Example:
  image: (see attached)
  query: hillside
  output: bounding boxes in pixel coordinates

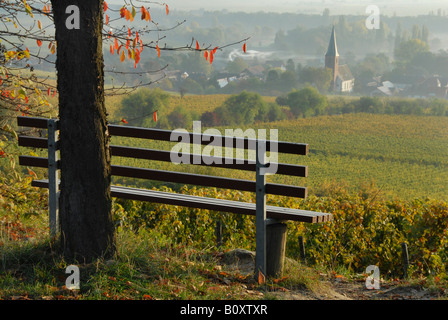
[109,93,448,201]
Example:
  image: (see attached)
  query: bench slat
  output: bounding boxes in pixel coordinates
[21,156,307,198]
[17,116,58,129]
[111,165,307,198]
[111,145,307,177]
[30,180,331,223]
[109,124,309,156]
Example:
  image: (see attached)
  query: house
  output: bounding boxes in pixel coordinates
[325,26,355,93]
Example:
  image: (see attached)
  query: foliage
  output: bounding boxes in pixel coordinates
[276,86,327,118]
[118,88,170,127]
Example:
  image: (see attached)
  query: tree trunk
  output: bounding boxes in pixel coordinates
[51,0,115,262]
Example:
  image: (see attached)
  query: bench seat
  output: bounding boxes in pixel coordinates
[31,180,332,223]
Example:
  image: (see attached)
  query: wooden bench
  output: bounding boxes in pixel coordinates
[17,116,332,278]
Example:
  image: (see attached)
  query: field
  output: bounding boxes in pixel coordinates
[109,93,448,201]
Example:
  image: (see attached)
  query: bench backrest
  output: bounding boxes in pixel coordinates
[17,116,310,199]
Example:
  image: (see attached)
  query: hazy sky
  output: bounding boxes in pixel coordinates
[109,0,448,15]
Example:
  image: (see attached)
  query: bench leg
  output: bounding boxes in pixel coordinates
[266,221,287,278]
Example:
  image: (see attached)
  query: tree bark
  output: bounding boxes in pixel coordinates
[51,0,115,262]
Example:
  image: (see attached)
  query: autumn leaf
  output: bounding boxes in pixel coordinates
[257,270,265,285]
[120,6,126,18]
[105,14,109,25]
[204,50,209,61]
[121,118,128,124]
[243,43,247,53]
[104,1,108,12]
[36,39,42,47]
[120,51,125,62]
[27,167,37,178]
[156,44,160,58]
[110,44,114,55]
[196,40,200,50]
[209,50,214,64]
[153,110,158,122]
[165,4,169,15]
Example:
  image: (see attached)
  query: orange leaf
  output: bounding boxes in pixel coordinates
[128,27,132,38]
[165,4,169,15]
[204,51,208,61]
[196,40,200,50]
[153,110,158,122]
[114,38,119,50]
[105,14,109,25]
[37,39,42,47]
[212,47,218,54]
[156,45,160,58]
[27,168,37,178]
[121,118,128,124]
[47,88,51,96]
[209,50,214,64]
[257,270,265,285]
[104,1,108,12]
[120,51,125,62]
[110,44,114,55]
[243,43,247,53]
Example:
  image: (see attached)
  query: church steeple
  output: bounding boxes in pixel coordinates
[325,26,339,91]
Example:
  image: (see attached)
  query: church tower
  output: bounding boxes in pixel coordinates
[325,26,339,91]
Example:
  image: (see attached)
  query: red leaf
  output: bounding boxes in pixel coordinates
[156,45,160,58]
[47,88,51,96]
[121,118,128,124]
[110,44,114,55]
[209,50,214,64]
[104,1,108,12]
[52,89,57,97]
[37,39,42,47]
[105,14,109,25]
[120,7,126,18]
[204,51,208,61]
[114,38,119,50]
[212,47,218,54]
[196,40,200,50]
[243,43,247,53]
[128,27,132,38]
[153,110,158,122]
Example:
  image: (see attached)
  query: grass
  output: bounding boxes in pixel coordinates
[0,210,322,300]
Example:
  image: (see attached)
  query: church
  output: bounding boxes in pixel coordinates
[325,26,355,93]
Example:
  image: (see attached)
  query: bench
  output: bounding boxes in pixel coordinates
[17,116,332,279]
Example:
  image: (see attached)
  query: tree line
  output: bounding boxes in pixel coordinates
[117,87,448,130]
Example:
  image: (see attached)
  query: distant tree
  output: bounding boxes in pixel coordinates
[216,91,268,125]
[298,66,332,93]
[226,57,248,74]
[119,88,170,127]
[279,86,328,118]
[394,39,430,64]
[168,106,193,129]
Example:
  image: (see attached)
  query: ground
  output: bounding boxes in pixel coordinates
[218,249,448,300]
